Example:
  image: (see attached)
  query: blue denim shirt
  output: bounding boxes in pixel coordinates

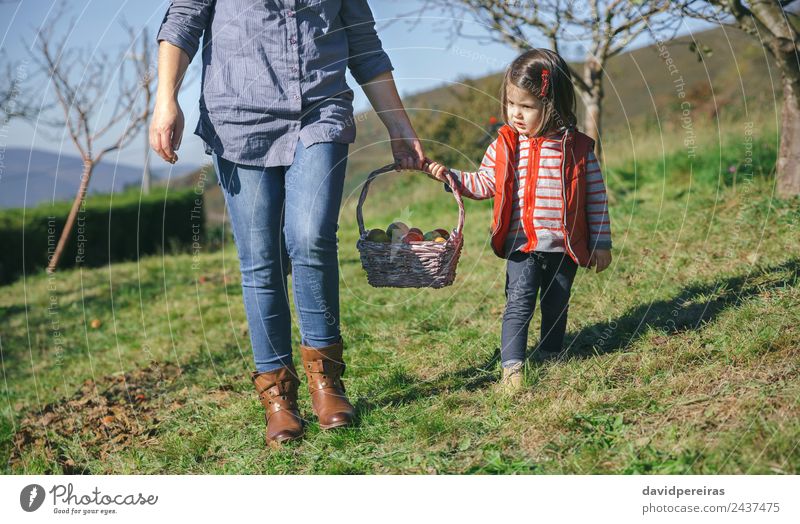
[156,0,393,167]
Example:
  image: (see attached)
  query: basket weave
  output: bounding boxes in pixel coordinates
[356,164,465,288]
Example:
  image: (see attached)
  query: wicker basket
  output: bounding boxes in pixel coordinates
[356,164,465,288]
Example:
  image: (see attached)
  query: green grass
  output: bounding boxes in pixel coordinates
[1,119,799,474]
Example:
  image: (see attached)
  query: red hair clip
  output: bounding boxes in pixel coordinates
[540,69,550,97]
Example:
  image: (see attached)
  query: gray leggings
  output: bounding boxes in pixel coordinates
[500,250,579,367]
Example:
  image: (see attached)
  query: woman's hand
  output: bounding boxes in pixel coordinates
[149,97,184,164]
[424,160,450,183]
[389,123,426,171]
[588,249,612,273]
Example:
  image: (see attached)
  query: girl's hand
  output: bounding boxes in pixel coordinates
[424,160,450,183]
[588,249,612,273]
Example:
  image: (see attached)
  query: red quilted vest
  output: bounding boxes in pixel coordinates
[490,124,596,266]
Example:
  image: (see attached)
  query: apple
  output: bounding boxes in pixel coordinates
[408,227,423,236]
[423,231,437,241]
[387,222,409,243]
[366,228,390,242]
[402,231,424,243]
[434,228,450,239]
[389,229,405,243]
[387,221,409,235]
[434,236,446,243]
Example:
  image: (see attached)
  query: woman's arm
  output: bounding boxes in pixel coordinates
[360,71,426,171]
[150,42,190,163]
[150,0,213,163]
[339,1,424,171]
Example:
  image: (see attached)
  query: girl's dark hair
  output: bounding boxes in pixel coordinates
[501,48,577,136]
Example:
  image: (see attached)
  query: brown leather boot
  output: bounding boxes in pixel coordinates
[299,340,355,429]
[250,363,304,447]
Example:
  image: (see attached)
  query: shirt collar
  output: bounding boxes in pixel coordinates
[518,128,565,141]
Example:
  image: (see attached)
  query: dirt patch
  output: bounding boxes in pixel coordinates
[9,361,184,473]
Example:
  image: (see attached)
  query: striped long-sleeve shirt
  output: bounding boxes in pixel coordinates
[449,131,612,255]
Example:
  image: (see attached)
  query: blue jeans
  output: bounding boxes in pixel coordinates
[212,139,349,372]
[500,251,578,367]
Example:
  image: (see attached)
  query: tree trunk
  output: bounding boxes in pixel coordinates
[745,0,800,197]
[47,161,94,273]
[582,56,604,160]
[776,64,800,198]
[583,96,602,159]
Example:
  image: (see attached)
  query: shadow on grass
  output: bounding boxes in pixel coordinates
[353,347,501,420]
[356,257,800,416]
[564,257,800,359]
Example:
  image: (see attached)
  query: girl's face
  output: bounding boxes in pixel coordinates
[506,83,544,136]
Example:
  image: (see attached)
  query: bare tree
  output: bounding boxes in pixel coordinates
[679,0,800,197]
[0,1,28,115]
[22,9,155,272]
[418,0,678,157]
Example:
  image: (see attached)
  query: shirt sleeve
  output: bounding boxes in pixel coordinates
[584,149,612,251]
[339,0,394,85]
[156,0,215,61]
[445,139,498,200]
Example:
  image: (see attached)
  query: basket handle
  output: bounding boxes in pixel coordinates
[356,163,466,238]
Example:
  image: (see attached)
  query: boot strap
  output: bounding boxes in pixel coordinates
[255,379,298,417]
[304,360,347,393]
[307,378,346,393]
[304,359,346,377]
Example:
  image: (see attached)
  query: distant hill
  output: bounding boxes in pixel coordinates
[0,147,201,210]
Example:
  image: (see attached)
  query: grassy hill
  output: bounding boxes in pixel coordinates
[2,24,799,474]
[2,107,798,473]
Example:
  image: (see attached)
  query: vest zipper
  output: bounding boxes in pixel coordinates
[560,131,578,262]
[522,136,541,251]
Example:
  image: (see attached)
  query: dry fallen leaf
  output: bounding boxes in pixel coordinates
[9,361,182,469]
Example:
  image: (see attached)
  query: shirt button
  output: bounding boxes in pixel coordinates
[292,66,298,73]
[290,37,297,45]
[294,94,300,100]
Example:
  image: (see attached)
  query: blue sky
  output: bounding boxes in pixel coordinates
[1,1,713,168]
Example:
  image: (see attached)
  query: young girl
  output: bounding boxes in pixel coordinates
[425,48,612,391]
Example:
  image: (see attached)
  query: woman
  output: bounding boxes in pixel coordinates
[151,0,426,447]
